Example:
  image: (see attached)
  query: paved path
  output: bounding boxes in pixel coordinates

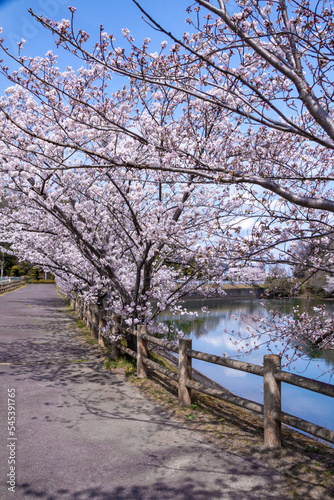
[0,285,288,499]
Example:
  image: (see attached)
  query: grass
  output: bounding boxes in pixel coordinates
[65,359,87,364]
[104,356,136,374]
[220,283,263,289]
[28,279,56,284]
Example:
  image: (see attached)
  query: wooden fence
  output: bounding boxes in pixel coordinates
[70,293,334,449]
[0,280,25,294]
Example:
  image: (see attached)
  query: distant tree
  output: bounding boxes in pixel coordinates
[293,241,334,296]
[30,267,40,280]
[10,265,20,277]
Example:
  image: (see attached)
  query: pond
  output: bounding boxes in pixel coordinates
[158,297,334,440]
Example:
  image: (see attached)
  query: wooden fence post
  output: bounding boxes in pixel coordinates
[90,304,99,339]
[79,297,84,321]
[137,325,148,378]
[178,338,192,406]
[263,354,281,448]
[70,293,76,311]
[98,309,106,347]
[85,302,91,329]
[87,303,93,334]
[111,314,121,359]
[83,300,86,320]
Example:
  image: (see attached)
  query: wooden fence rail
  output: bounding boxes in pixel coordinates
[134,333,334,447]
[0,280,25,294]
[70,293,334,449]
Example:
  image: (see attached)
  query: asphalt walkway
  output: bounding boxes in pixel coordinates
[0,285,287,499]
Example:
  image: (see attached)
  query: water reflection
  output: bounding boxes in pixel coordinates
[158,297,334,435]
[159,298,334,367]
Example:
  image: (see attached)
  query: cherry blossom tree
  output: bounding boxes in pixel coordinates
[0,61,237,343]
[9,0,332,278]
[0,1,333,358]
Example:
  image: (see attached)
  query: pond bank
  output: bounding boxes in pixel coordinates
[187,284,265,299]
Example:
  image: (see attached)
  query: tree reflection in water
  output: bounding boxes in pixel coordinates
[157,298,334,434]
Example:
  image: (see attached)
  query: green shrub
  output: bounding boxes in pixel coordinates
[10,265,20,277]
[28,279,55,284]
[30,267,40,280]
[264,275,299,298]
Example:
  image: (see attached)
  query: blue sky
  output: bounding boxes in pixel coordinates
[0,0,190,90]
[0,0,189,55]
